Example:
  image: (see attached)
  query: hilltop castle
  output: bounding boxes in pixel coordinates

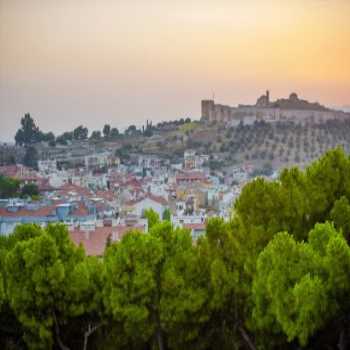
[202,91,348,125]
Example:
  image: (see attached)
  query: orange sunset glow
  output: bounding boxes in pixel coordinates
[1,0,349,140]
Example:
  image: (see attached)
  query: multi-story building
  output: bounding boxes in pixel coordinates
[184,150,197,170]
[84,152,119,171]
[38,159,58,174]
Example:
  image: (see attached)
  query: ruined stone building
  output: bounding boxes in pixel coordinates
[201,91,349,125]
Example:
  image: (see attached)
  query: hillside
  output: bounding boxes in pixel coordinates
[5,117,350,174]
[138,119,350,170]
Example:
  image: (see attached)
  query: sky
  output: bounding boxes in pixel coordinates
[1,0,349,142]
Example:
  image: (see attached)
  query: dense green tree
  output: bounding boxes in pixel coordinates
[277,167,312,240]
[40,131,55,143]
[306,147,350,222]
[23,146,39,169]
[330,196,350,241]
[66,255,105,350]
[103,222,207,350]
[0,269,4,308]
[56,132,74,145]
[0,225,46,347]
[90,130,102,141]
[0,175,20,198]
[196,218,247,350]
[236,148,350,242]
[253,222,350,347]
[1,224,105,350]
[144,128,154,137]
[21,183,39,198]
[56,136,68,145]
[5,224,95,349]
[162,208,171,221]
[73,126,89,141]
[125,125,138,136]
[15,114,40,146]
[234,177,283,235]
[144,208,160,230]
[14,114,56,146]
[109,127,119,139]
[103,124,111,138]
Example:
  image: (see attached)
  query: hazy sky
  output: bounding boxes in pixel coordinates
[1,0,349,141]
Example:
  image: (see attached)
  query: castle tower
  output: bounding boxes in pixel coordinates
[201,100,215,122]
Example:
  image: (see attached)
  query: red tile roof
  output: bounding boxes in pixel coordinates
[58,183,91,197]
[69,227,112,256]
[69,224,145,256]
[71,203,89,217]
[94,190,115,201]
[126,193,168,206]
[183,223,206,231]
[147,193,168,205]
[0,205,57,218]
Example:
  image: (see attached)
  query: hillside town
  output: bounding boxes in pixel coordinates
[1,93,350,256]
[0,148,246,254]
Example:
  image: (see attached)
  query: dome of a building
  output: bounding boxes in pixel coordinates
[289,92,298,101]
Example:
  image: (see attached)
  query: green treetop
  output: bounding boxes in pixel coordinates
[5,224,100,350]
[144,208,160,230]
[252,222,350,347]
[103,220,207,350]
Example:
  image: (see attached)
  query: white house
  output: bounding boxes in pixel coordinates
[48,171,69,188]
[128,194,168,218]
[172,214,205,228]
[38,160,58,174]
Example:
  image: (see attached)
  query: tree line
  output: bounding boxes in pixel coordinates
[1,148,350,349]
[14,114,113,147]
[14,114,193,148]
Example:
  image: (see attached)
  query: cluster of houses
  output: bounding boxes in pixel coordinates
[0,150,251,255]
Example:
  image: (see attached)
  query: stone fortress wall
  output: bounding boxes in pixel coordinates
[202,91,349,125]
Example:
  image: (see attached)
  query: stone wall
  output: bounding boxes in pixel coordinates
[202,99,348,125]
